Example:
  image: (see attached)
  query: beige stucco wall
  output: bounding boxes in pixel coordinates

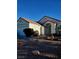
[40,26,44,35]
[51,23,56,34]
[29,23,44,35]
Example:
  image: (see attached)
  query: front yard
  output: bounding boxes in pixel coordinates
[17,38,61,59]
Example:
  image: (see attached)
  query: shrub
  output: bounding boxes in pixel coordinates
[33,30,39,36]
[23,28,34,37]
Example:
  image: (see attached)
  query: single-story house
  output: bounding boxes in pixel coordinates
[17,16,61,37]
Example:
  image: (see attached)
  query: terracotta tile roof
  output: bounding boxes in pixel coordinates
[38,16,61,24]
[18,17,42,26]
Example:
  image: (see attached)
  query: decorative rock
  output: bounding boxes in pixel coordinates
[32,50,40,55]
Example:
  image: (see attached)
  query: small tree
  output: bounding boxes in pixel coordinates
[23,28,34,37]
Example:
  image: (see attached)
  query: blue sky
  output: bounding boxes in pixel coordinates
[17,0,61,21]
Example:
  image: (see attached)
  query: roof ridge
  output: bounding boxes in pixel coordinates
[43,16,60,21]
[18,17,41,26]
[38,16,61,23]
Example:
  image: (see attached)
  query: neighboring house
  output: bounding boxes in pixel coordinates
[17,17,44,36]
[17,16,61,38]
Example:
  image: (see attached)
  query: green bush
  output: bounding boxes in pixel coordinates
[33,30,39,36]
[23,28,34,37]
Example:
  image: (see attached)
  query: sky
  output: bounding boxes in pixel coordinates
[17,0,61,21]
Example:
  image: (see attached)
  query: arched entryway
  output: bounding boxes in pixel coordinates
[45,23,51,35]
